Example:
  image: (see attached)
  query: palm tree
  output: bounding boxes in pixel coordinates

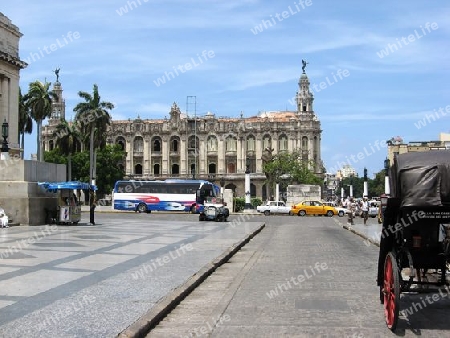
[18,87,33,159]
[24,80,57,161]
[73,84,114,187]
[53,119,82,180]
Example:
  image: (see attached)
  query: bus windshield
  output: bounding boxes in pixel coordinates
[112,179,219,213]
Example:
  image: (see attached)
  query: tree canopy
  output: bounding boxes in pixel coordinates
[263,150,323,197]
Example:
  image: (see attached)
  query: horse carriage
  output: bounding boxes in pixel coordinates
[377,151,450,331]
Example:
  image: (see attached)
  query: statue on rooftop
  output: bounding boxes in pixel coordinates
[302,59,308,73]
[54,67,60,82]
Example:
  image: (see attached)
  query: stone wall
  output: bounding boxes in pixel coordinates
[0,159,66,225]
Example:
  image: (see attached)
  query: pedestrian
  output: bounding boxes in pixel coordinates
[0,208,9,228]
[361,196,369,225]
[348,197,355,225]
[89,190,97,225]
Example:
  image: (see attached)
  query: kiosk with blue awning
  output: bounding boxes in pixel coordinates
[38,181,97,225]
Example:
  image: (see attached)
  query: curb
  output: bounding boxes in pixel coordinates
[333,218,380,247]
[116,223,266,338]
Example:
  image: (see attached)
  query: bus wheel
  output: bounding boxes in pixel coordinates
[137,203,147,213]
[190,205,196,214]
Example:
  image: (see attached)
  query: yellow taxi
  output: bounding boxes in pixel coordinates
[291,200,338,217]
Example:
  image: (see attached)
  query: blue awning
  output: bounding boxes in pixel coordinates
[38,181,97,192]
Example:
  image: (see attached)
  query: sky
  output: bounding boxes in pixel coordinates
[2,0,450,178]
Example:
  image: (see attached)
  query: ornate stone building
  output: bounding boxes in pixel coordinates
[42,69,323,200]
[0,12,27,155]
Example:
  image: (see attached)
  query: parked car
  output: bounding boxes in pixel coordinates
[291,200,338,217]
[351,199,379,218]
[368,200,380,218]
[256,201,292,216]
[323,202,349,217]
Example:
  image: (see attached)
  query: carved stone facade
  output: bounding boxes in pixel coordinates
[0,12,27,155]
[42,70,323,200]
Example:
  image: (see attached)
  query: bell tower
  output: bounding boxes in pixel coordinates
[49,69,65,122]
[296,67,314,114]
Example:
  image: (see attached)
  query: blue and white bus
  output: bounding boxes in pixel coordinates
[112,179,220,213]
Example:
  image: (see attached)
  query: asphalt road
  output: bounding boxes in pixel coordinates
[148,214,450,338]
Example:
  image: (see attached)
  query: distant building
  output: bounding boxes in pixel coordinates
[42,68,324,199]
[387,134,450,165]
[0,12,27,156]
[337,164,357,178]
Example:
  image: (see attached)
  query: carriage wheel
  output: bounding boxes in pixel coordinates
[383,252,400,331]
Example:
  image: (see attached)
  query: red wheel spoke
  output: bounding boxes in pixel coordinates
[383,252,400,331]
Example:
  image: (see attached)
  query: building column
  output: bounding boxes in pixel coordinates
[236,137,242,173]
[218,136,225,174]
[308,136,314,170]
[125,138,132,176]
[180,137,187,175]
[255,137,262,173]
[0,75,8,129]
[199,137,205,174]
[143,137,150,176]
[162,137,168,175]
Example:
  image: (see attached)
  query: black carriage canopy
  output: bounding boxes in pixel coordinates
[389,150,450,207]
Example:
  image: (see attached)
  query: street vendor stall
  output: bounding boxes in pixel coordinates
[38,181,97,225]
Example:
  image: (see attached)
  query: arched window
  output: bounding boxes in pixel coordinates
[226,136,237,152]
[171,163,179,175]
[188,136,199,149]
[227,162,236,173]
[134,137,143,152]
[247,135,256,152]
[153,163,160,175]
[302,136,308,149]
[279,135,288,151]
[134,164,142,175]
[207,135,217,151]
[170,138,179,152]
[116,137,126,151]
[208,163,216,174]
[153,138,161,152]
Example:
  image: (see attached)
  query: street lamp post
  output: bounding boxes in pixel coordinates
[384,157,390,195]
[363,167,368,197]
[244,162,252,210]
[349,175,354,198]
[1,119,9,160]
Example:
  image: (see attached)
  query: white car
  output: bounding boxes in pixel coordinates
[368,200,380,218]
[323,202,349,217]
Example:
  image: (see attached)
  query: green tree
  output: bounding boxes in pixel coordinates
[44,145,125,198]
[24,80,57,161]
[18,87,33,159]
[368,169,387,197]
[95,145,126,195]
[341,175,363,198]
[53,119,82,180]
[73,84,114,188]
[44,148,68,165]
[262,150,323,198]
